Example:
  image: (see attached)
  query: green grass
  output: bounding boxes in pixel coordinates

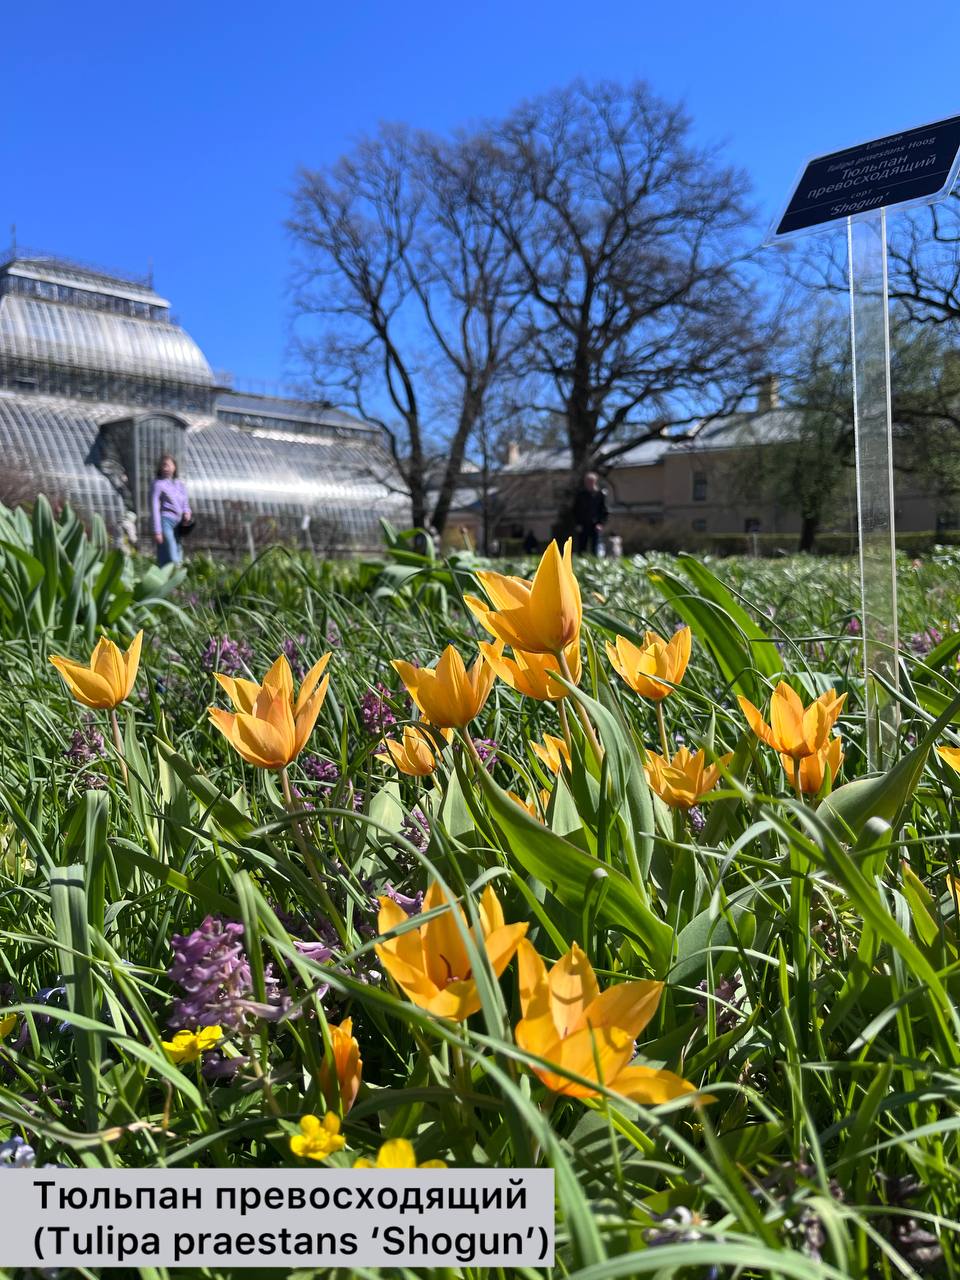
[1,509,960,1278]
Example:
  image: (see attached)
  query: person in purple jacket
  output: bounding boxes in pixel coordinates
[150,454,192,567]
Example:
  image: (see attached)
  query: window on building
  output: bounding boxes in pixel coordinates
[692,518,707,532]
[692,471,707,502]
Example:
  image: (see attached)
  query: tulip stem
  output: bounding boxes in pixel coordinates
[109,709,128,784]
[655,703,670,759]
[281,768,350,948]
[557,650,602,764]
[557,699,573,757]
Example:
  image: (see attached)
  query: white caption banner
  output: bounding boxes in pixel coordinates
[1,1169,555,1268]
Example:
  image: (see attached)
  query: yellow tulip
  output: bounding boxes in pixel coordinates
[290,1112,344,1161]
[532,734,572,775]
[506,788,551,821]
[208,652,330,769]
[50,631,143,710]
[375,882,527,1021]
[514,941,699,1103]
[353,1138,446,1169]
[464,540,581,655]
[391,646,498,729]
[161,1026,222,1064]
[376,724,441,776]
[319,1017,362,1113]
[606,627,691,701]
[937,745,960,777]
[738,682,846,761]
[780,735,843,794]
[479,639,581,701]
[0,1013,16,1040]
[644,746,733,810]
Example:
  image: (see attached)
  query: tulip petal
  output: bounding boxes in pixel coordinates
[420,882,472,990]
[214,674,261,714]
[293,675,329,758]
[261,654,294,703]
[524,1020,636,1097]
[517,938,552,1023]
[582,978,663,1041]
[611,1064,704,1104]
[737,694,776,748]
[50,656,117,708]
[121,630,144,699]
[477,884,505,936]
[377,897,427,975]
[231,710,293,768]
[474,570,532,610]
[295,653,332,715]
[481,921,529,979]
[547,943,600,1038]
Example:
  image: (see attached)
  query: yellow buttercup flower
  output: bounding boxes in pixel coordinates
[375,882,527,1021]
[532,734,572,775]
[391,646,499,729]
[353,1138,446,1169]
[515,941,700,1102]
[208,652,330,769]
[738,682,846,761]
[0,1013,16,1040]
[319,1017,363,1114]
[781,735,843,794]
[644,746,733,809]
[464,539,581,655]
[606,627,691,701]
[376,724,442,777]
[161,1026,223,1064]
[50,631,143,710]
[290,1112,345,1161]
[479,640,581,701]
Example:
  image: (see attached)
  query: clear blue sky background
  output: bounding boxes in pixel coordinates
[8,0,960,389]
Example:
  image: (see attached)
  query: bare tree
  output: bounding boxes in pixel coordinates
[471,80,776,525]
[288,128,520,533]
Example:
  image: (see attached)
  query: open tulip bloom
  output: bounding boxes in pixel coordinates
[464,539,582,656]
[376,723,443,776]
[208,652,331,769]
[392,645,498,729]
[644,745,733,809]
[479,639,581,701]
[50,631,143,710]
[738,682,846,761]
[375,882,528,1020]
[606,627,691,701]
[515,941,700,1103]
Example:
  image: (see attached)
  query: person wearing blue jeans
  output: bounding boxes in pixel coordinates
[150,453,191,567]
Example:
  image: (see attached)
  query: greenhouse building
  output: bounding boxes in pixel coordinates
[0,253,405,553]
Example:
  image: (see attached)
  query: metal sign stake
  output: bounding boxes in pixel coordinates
[847,208,899,769]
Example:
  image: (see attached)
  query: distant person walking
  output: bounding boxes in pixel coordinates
[573,472,608,555]
[151,453,191,567]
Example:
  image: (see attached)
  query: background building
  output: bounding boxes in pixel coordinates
[0,254,405,554]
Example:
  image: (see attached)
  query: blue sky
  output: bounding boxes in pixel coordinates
[7,0,960,387]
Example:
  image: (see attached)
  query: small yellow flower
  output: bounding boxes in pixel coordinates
[50,631,143,710]
[353,1137,446,1169]
[208,653,331,770]
[531,734,572,774]
[738,682,846,762]
[606,628,691,701]
[290,1112,345,1161]
[464,540,582,655]
[376,724,442,777]
[644,746,733,809]
[161,1026,223,1064]
[0,1013,16,1040]
[392,646,499,729]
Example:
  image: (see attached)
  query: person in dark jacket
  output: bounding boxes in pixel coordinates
[573,472,608,554]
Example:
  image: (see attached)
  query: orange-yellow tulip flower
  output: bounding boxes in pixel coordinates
[781,735,843,795]
[479,640,581,701]
[606,627,691,701]
[514,941,699,1103]
[208,652,330,769]
[506,788,551,821]
[319,1017,362,1113]
[376,725,441,776]
[738,682,846,761]
[464,540,581,655]
[391,645,498,729]
[532,734,572,775]
[937,744,960,777]
[50,631,143,710]
[375,882,527,1021]
[644,746,733,809]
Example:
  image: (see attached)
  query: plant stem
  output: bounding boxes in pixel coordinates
[557,649,602,763]
[557,698,573,756]
[655,701,671,758]
[281,767,350,947]
[109,708,128,783]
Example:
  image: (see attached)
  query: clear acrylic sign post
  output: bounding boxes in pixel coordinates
[769,115,960,771]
